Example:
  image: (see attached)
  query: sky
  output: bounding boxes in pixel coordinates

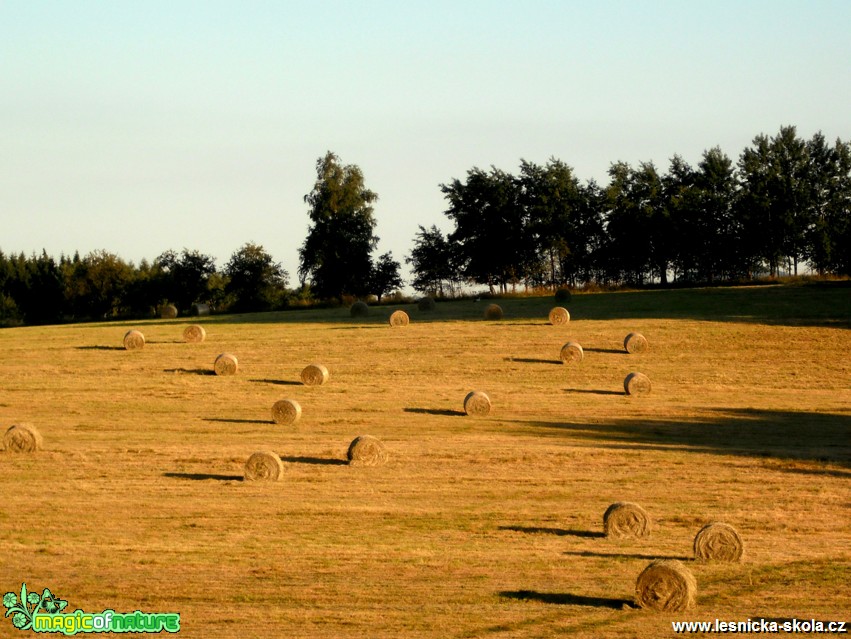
[2,1,850,286]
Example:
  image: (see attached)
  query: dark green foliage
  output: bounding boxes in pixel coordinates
[370,252,403,303]
[298,152,379,301]
[224,243,289,313]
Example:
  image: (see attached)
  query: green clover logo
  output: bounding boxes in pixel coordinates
[2,593,17,609]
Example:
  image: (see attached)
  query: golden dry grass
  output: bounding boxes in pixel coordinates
[0,284,849,638]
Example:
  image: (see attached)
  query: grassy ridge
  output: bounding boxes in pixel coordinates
[1,283,849,638]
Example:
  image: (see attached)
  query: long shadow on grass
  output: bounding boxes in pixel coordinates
[404,407,467,417]
[204,418,273,425]
[500,590,632,609]
[512,408,851,465]
[563,550,691,561]
[563,388,625,396]
[76,345,125,351]
[163,472,243,482]
[583,347,626,355]
[250,378,302,386]
[164,368,215,375]
[280,456,348,466]
[499,525,604,539]
[505,357,562,366]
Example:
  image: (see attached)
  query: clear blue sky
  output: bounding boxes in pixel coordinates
[2,1,849,285]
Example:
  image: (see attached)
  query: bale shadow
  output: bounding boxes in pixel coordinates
[500,590,632,609]
[163,472,243,482]
[504,357,562,366]
[404,407,467,417]
[164,368,215,376]
[204,418,273,425]
[279,456,348,466]
[513,408,851,465]
[563,550,691,561]
[583,347,626,355]
[250,378,302,386]
[147,340,184,345]
[329,325,386,330]
[76,345,125,351]
[563,389,625,396]
[499,525,605,539]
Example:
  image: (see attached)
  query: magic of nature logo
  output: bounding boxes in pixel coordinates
[3,583,180,634]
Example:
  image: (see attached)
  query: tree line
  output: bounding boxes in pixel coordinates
[2,126,849,326]
[410,125,850,295]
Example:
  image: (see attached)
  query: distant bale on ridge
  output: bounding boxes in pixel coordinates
[123,330,145,350]
[548,307,570,325]
[554,288,571,303]
[484,303,503,320]
[190,303,210,317]
[183,324,206,343]
[417,296,436,312]
[160,304,178,319]
[350,301,369,317]
[389,310,410,327]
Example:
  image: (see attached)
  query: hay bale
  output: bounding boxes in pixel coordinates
[243,450,285,481]
[548,306,570,325]
[389,310,410,327]
[271,399,302,426]
[635,559,697,612]
[693,522,744,562]
[463,391,491,416]
[3,424,43,453]
[554,288,571,303]
[301,363,329,386]
[347,435,388,467]
[190,303,210,317]
[603,501,651,538]
[350,301,369,317]
[624,332,648,354]
[182,324,206,343]
[559,341,584,364]
[214,352,239,376]
[484,303,503,320]
[123,330,145,350]
[418,296,436,312]
[624,372,651,396]
[160,304,178,319]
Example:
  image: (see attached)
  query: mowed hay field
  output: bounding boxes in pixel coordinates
[1,284,849,638]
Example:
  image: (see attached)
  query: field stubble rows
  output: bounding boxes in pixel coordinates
[1,289,849,638]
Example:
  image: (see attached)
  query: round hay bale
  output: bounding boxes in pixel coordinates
[484,303,503,320]
[182,324,206,343]
[301,363,329,386]
[190,303,210,317]
[463,391,491,417]
[214,352,239,376]
[3,424,43,453]
[603,501,651,538]
[624,332,649,354]
[389,310,410,327]
[160,304,178,319]
[271,399,302,426]
[554,288,571,303]
[693,522,744,562]
[635,559,697,612]
[347,435,388,467]
[624,372,651,396]
[548,306,570,325]
[418,296,436,312]
[350,301,369,317]
[559,341,584,364]
[123,330,145,350]
[243,450,285,481]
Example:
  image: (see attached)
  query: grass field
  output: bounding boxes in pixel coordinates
[1,283,849,638]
